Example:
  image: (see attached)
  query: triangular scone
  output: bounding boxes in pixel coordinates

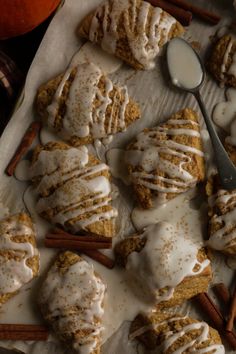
[77,0,184,70]
[115,222,212,309]
[125,108,205,208]
[38,251,106,354]
[35,62,140,146]
[130,312,224,352]
[207,34,236,87]
[30,141,118,237]
[0,213,39,306]
[206,174,236,255]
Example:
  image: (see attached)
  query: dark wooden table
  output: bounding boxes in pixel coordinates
[0,16,52,136]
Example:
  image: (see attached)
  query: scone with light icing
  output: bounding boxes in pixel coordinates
[77,0,184,70]
[30,141,118,237]
[125,108,205,209]
[130,312,224,353]
[0,213,39,306]
[38,251,106,354]
[224,117,236,166]
[206,174,236,255]
[115,222,212,309]
[36,62,140,146]
[207,34,236,87]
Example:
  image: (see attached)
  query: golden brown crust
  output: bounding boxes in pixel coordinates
[35,67,141,146]
[130,312,222,352]
[77,0,184,70]
[207,34,236,87]
[0,213,39,306]
[31,141,117,238]
[115,234,212,309]
[126,108,205,209]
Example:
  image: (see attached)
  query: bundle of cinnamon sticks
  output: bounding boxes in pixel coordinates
[148,0,221,27]
[194,282,236,350]
[45,228,115,269]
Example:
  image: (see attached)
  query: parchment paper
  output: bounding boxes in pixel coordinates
[0,0,235,353]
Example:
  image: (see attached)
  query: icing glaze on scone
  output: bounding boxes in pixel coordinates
[131,313,225,353]
[125,110,204,206]
[30,143,117,236]
[207,189,236,253]
[46,62,131,141]
[0,213,39,300]
[88,0,178,69]
[39,252,106,354]
[126,222,209,303]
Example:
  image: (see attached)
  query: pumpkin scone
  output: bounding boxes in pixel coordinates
[130,312,225,353]
[38,251,106,354]
[77,0,184,70]
[206,174,236,255]
[125,108,205,209]
[35,62,140,146]
[30,141,118,237]
[207,34,236,87]
[115,222,212,309]
[0,213,39,306]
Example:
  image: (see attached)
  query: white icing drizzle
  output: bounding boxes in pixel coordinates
[207,189,236,251]
[125,118,203,201]
[212,88,236,133]
[39,256,106,354]
[220,35,236,81]
[89,0,177,69]
[46,62,130,142]
[152,316,225,353]
[0,215,38,295]
[30,145,117,233]
[126,222,210,303]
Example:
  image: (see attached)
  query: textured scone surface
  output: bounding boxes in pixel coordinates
[207,34,236,87]
[206,174,236,255]
[0,213,39,306]
[35,62,140,146]
[125,108,205,209]
[31,141,117,237]
[115,222,212,309]
[77,0,184,70]
[38,251,106,354]
[130,312,224,352]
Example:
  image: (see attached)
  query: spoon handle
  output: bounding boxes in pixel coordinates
[194,90,236,190]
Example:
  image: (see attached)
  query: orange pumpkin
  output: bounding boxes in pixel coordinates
[0,0,61,39]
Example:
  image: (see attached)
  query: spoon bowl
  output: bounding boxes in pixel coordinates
[167,38,236,190]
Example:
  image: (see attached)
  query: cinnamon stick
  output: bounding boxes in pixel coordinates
[45,237,112,250]
[6,121,41,176]
[166,0,221,25]
[213,283,231,305]
[194,292,236,349]
[83,250,115,269]
[49,229,112,243]
[148,0,192,26]
[227,286,236,332]
[47,228,115,268]
[0,324,48,341]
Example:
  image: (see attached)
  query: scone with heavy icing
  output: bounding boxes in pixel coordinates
[206,174,236,255]
[30,141,118,237]
[36,62,140,146]
[115,222,212,309]
[38,251,106,354]
[125,108,205,208]
[77,0,184,70]
[207,34,236,87]
[130,312,224,353]
[0,213,39,306]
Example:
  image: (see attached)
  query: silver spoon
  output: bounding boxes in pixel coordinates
[166,37,236,190]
